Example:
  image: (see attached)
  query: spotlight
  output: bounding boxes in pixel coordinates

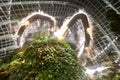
[23,20,30,26]
[86,27,93,40]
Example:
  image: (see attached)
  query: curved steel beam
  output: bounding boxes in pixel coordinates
[17,14,55,37]
[68,13,90,47]
[15,12,56,47]
[56,12,91,58]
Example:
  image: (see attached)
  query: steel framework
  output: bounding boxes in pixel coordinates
[0,0,120,59]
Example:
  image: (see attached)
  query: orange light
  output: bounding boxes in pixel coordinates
[87,28,93,40]
[85,47,89,50]
[57,35,65,41]
[50,27,55,32]
[54,31,65,41]
[85,47,91,59]
[16,35,19,38]
[24,20,30,26]
[54,25,68,41]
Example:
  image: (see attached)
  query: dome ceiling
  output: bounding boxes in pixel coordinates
[0,0,120,58]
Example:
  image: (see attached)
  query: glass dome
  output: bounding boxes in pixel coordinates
[0,0,120,60]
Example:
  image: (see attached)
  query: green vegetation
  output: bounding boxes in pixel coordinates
[93,51,120,80]
[102,51,120,80]
[104,9,120,80]
[0,33,84,80]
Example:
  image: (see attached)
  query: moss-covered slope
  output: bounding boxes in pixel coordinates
[0,34,84,80]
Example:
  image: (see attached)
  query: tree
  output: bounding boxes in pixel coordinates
[0,33,84,80]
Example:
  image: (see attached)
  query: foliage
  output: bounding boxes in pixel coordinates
[95,51,120,80]
[0,33,84,80]
[104,8,120,80]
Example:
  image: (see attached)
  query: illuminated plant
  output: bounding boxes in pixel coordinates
[0,33,84,80]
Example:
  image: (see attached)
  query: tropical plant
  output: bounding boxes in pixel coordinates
[0,33,84,80]
[95,51,120,80]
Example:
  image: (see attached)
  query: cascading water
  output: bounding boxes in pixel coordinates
[85,66,110,79]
